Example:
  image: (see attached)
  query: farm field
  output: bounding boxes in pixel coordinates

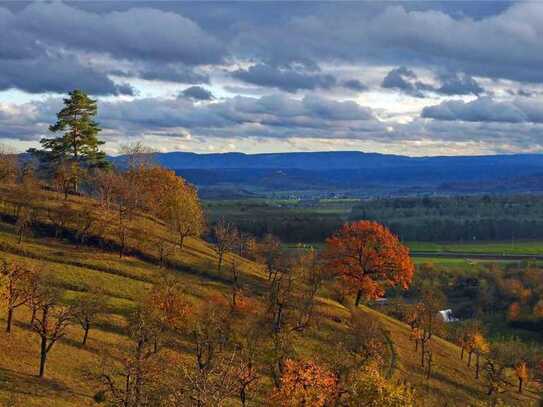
[407,241,543,256]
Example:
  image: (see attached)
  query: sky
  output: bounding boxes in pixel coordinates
[1,1,543,156]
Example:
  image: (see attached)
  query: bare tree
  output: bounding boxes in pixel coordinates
[213,219,237,273]
[0,260,34,333]
[73,291,105,346]
[31,285,74,377]
[259,234,282,280]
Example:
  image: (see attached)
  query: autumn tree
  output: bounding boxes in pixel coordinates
[0,260,35,333]
[472,332,489,379]
[162,182,205,249]
[169,297,240,406]
[213,219,237,273]
[0,144,17,184]
[73,201,96,245]
[270,359,338,407]
[417,288,446,368]
[31,284,74,377]
[46,202,74,239]
[259,234,282,280]
[53,161,82,199]
[90,168,117,209]
[73,291,105,346]
[340,364,415,407]
[98,307,167,407]
[515,361,529,393]
[323,221,414,306]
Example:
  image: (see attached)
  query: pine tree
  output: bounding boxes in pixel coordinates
[29,90,109,173]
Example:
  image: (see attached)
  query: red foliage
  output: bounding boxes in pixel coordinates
[324,221,414,302]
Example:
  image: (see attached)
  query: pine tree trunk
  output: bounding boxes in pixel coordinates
[518,378,523,393]
[475,353,480,379]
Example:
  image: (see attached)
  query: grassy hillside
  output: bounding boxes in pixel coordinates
[0,188,540,406]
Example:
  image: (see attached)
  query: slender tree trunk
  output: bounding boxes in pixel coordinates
[6,307,13,333]
[468,351,472,367]
[218,251,223,272]
[475,353,480,379]
[421,341,425,367]
[30,307,36,325]
[415,338,419,352]
[518,377,523,394]
[39,335,47,378]
[240,387,246,406]
[82,324,90,346]
[355,289,362,306]
[426,353,432,379]
[179,233,185,249]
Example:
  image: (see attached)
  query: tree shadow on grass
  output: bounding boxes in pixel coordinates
[0,366,92,401]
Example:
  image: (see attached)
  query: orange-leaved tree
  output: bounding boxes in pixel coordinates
[324,221,414,306]
[271,359,338,407]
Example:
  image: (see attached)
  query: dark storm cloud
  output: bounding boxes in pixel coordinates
[180,86,215,101]
[0,54,133,96]
[342,79,368,92]
[381,67,433,97]
[113,64,210,85]
[17,2,225,65]
[0,2,221,94]
[437,73,484,96]
[382,67,485,97]
[421,97,543,124]
[232,64,337,93]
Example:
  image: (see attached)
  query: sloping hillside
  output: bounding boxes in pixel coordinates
[0,188,540,406]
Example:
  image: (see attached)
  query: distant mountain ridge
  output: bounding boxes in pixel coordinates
[146,150,543,170]
[112,151,543,197]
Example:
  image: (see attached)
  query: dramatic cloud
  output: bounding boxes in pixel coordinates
[2,2,543,155]
[18,2,225,65]
[180,86,215,101]
[0,53,134,96]
[342,79,368,92]
[422,97,543,123]
[232,64,337,93]
[382,67,484,97]
[436,73,484,96]
[382,67,433,97]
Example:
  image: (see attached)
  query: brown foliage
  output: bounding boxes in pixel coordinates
[323,221,414,305]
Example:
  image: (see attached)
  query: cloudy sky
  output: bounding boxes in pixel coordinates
[2,1,543,156]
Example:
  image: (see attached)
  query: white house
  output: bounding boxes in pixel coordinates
[437,309,458,323]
